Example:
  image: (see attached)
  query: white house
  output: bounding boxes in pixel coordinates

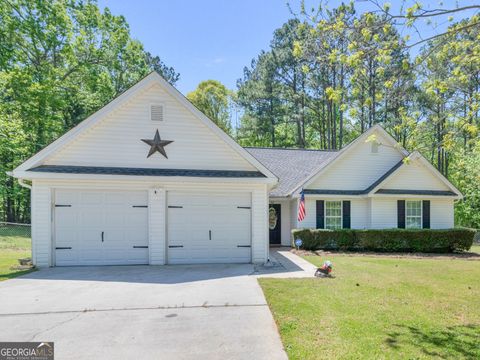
[11,72,462,267]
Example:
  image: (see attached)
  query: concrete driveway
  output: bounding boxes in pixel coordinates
[0,264,288,360]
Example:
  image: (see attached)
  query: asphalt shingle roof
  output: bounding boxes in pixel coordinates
[28,165,265,178]
[245,147,339,197]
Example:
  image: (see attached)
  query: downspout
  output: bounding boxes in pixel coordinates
[5,171,32,190]
[18,178,32,190]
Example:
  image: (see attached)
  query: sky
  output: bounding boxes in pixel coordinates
[97,0,479,95]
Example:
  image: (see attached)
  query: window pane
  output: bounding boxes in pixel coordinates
[325,201,342,229]
[406,200,422,229]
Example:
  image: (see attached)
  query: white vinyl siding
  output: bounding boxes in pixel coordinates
[297,198,367,230]
[406,200,422,229]
[370,198,454,229]
[382,162,450,190]
[370,198,398,229]
[31,183,52,267]
[325,201,342,229]
[430,199,454,228]
[45,84,256,172]
[150,104,164,121]
[307,130,403,190]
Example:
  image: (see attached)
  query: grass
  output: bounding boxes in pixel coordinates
[0,224,34,281]
[259,252,480,359]
[470,245,480,254]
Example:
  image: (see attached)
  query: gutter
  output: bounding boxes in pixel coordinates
[6,171,32,190]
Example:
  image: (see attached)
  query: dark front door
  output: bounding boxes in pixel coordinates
[269,204,281,245]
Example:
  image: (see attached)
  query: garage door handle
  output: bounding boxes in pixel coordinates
[237,245,251,248]
[209,230,211,240]
[133,246,148,249]
[101,231,104,242]
[55,247,72,250]
[168,245,183,248]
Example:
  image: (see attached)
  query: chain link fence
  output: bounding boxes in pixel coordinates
[0,222,31,249]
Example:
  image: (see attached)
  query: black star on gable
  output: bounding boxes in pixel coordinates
[141,129,174,158]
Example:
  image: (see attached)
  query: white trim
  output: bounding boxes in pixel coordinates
[13,170,276,184]
[290,125,409,196]
[12,72,278,182]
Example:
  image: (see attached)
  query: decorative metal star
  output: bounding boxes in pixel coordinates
[141,129,174,158]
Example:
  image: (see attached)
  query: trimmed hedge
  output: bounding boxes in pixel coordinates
[291,228,476,253]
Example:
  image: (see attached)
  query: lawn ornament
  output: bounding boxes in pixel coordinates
[294,238,303,250]
[315,260,333,278]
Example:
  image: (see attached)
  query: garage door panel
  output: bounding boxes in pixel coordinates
[55,209,76,227]
[167,191,251,264]
[54,190,148,266]
[128,210,148,226]
[80,192,103,205]
[55,249,77,265]
[80,210,104,227]
[55,191,78,205]
[105,192,126,205]
[55,228,77,247]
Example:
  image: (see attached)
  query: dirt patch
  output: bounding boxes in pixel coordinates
[292,248,480,260]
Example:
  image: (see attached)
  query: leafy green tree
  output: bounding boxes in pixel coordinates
[0,0,179,222]
[187,80,232,134]
[450,144,480,228]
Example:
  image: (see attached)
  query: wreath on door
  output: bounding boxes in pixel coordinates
[269,207,278,230]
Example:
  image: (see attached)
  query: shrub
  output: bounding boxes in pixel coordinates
[291,228,476,253]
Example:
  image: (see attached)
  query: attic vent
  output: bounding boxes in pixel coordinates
[371,142,379,154]
[150,105,164,121]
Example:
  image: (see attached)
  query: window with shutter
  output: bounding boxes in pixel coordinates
[406,200,422,229]
[325,201,342,229]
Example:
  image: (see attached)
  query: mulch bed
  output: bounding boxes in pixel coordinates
[292,248,480,260]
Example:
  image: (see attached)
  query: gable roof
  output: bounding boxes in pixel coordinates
[245,147,339,197]
[247,125,461,199]
[302,151,462,198]
[367,151,462,198]
[289,125,410,196]
[12,72,277,181]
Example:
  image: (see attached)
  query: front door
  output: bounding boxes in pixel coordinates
[269,204,281,245]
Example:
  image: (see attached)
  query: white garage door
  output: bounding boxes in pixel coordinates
[54,190,149,266]
[167,192,251,264]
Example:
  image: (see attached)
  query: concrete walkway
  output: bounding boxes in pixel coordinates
[255,247,317,278]
[0,249,311,360]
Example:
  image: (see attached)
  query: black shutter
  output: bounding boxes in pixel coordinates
[316,200,324,229]
[342,201,351,229]
[397,200,405,228]
[422,200,430,229]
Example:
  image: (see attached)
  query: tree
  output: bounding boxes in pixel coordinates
[187,80,232,134]
[0,0,179,222]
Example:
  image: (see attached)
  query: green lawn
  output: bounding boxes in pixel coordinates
[471,245,480,254]
[0,224,34,281]
[259,253,480,359]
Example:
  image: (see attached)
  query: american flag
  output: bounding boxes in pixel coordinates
[297,190,306,222]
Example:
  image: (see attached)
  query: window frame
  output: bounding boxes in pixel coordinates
[324,200,343,230]
[405,200,422,229]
